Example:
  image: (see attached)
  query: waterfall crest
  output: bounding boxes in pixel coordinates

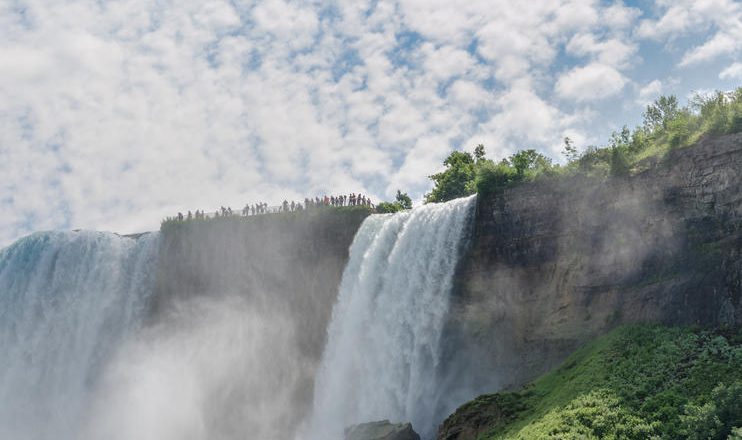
[306,196,476,440]
[0,231,158,440]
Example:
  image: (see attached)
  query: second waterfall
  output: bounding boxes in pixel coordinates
[307,195,476,440]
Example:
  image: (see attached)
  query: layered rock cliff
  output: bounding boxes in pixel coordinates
[441,133,742,400]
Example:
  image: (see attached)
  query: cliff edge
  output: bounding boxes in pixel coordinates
[441,133,742,401]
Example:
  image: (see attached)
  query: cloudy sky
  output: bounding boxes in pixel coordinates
[1,0,741,245]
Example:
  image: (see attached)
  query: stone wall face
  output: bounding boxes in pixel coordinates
[441,133,742,396]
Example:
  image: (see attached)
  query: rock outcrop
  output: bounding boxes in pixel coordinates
[345,420,421,440]
[439,133,742,404]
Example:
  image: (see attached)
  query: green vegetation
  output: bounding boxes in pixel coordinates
[440,325,742,439]
[424,144,554,203]
[376,190,413,213]
[426,88,742,203]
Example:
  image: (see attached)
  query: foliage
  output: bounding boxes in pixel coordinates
[427,87,742,202]
[448,325,742,440]
[510,149,553,177]
[571,88,742,178]
[375,202,403,213]
[562,137,579,162]
[425,151,478,203]
[426,146,556,203]
[376,190,413,213]
[395,190,413,210]
[680,381,742,440]
[643,95,679,132]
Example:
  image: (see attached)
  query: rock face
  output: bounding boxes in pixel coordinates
[153,207,370,347]
[440,133,742,402]
[345,420,422,440]
[151,207,370,439]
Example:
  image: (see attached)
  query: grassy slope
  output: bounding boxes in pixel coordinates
[440,325,742,440]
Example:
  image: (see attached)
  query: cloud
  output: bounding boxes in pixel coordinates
[637,0,742,67]
[602,2,642,30]
[0,0,734,246]
[565,33,637,68]
[555,63,627,102]
[637,79,663,105]
[720,62,742,80]
[680,33,738,66]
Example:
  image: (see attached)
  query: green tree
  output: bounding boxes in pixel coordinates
[509,149,552,177]
[425,150,477,203]
[562,137,579,162]
[474,144,486,162]
[680,381,742,440]
[610,146,631,177]
[643,95,679,131]
[375,201,403,213]
[395,190,412,210]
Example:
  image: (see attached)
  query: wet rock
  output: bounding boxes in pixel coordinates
[345,420,421,440]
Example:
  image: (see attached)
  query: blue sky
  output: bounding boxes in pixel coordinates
[0,0,741,245]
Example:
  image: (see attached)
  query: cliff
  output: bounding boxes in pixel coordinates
[440,133,742,402]
[153,206,370,344]
[150,207,371,438]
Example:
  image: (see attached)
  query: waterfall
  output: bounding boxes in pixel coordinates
[306,195,476,440]
[0,231,158,440]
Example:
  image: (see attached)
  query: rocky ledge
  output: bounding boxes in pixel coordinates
[345,420,421,440]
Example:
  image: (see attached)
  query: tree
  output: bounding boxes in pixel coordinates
[562,137,579,162]
[643,95,679,131]
[610,146,631,177]
[474,144,486,162]
[609,126,631,149]
[376,189,413,213]
[509,149,552,177]
[425,150,477,203]
[395,190,412,210]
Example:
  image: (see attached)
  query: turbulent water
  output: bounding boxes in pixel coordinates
[0,231,158,440]
[306,196,476,440]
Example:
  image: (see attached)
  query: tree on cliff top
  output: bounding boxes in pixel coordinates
[425,145,557,203]
[424,150,478,203]
[376,189,413,213]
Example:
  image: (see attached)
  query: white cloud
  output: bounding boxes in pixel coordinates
[720,62,742,80]
[555,63,627,102]
[637,0,742,66]
[566,33,637,68]
[637,79,663,105]
[681,33,740,66]
[0,0,731,246]
[602,2,642,30]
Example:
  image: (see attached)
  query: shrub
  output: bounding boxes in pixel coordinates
[475,161,517,197]
[375,201,403,213]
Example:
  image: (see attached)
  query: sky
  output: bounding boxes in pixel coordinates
[1,0,741,245]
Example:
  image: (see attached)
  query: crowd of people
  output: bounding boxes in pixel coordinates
[167,193,374,223]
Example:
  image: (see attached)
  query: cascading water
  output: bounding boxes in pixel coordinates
[0,231,158,440]
[306,195,476,440]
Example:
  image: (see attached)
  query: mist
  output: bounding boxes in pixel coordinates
[84,295,307,440]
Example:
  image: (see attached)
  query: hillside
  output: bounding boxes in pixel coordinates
[438,325,742,440]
